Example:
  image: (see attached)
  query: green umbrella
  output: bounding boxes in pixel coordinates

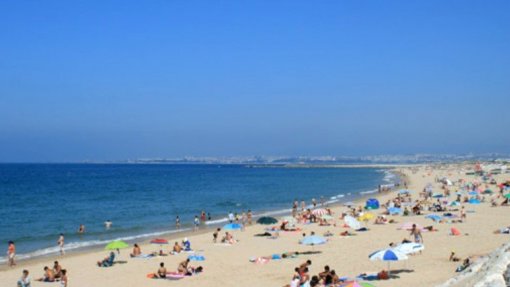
[105,240,129,251]
[257,216,278,225]
[505,194,510,199]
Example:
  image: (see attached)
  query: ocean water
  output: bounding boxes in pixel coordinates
[0,164,396,263]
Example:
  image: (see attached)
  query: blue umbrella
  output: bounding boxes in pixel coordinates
[425,214,442,221]
[369,249,408,261]
[300,235,327,245]
[449,201,461,206]
[432,193,444,198]
[223,223,243,230]
[468,191,478,196]
[468,198,481,204]
[388,207,401,215]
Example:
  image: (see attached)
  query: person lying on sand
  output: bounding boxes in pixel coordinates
[493,227,510,234]
[221,232,236,244]
[36,266,55,282]
[130,243,141,257]
[323,230,333,237]
[340,231,355,236]
[456,258,470,272]
[449,251,460,262]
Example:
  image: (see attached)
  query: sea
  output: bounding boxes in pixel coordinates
[0,164,398,263]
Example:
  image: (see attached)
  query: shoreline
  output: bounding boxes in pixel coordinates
[0,169,401,270]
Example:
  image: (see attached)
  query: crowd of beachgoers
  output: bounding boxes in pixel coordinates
[4,163,510,287]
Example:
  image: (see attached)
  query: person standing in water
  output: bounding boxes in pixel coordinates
[7,241,15,267]
[175,216,180,229]
[193,216,199,231]
[57,233,65,255]
[104,220,112,229]
[78,224,85,234]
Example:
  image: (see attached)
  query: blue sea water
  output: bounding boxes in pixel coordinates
[0,164,396,262]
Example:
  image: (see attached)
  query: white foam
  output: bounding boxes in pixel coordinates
[0,228,190,264]
[360,189,378,195]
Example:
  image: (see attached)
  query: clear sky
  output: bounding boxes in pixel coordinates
[1,1,509,162]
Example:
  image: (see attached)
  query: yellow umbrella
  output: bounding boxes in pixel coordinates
[358,212,375,221]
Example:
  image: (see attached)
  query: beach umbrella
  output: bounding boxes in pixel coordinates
[150,238,168,245]
[425,214,442,222]
[468,191,478,196]
[312,209,328,216]
[223,223,243,230]
[468,198,480,204]
[388,207,401,215]
[344,216,362,230]
[256,216,278,225]
[105,240,129,251]
[504,194,510,199]
[150,238,168,252]
[300,235,327,245]
[369,248,408,273]
[483,189,493,194]
[358,212,375,221]
[449,201,461,206]
[398,189,412,194]
[393,243,424,255]
[432,193,444,198]
[340,281,376,287]
[369,249,408,261]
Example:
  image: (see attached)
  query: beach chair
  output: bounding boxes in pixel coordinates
[100,252,116,267]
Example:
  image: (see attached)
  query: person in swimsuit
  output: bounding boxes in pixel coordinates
[177,259,190,274]
[7,241,15,267]
[60,269,67,287]
[53,261,62,279]
[213,228,220,243]
[410,224,423,243]
[36,266,55,282]
[130,243,141,257]
[78,224,85,234]
[104,220,112,229]
[173,241,182,253]
[156,262,167,278]
[175,216,180,229]
[57,234,65,255]
[17,269,30,287]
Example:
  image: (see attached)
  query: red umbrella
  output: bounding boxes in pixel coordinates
[150,238,169,244]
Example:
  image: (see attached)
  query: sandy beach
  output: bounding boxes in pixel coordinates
[2,164,510,287]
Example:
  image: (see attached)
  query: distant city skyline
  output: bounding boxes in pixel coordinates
[1,1,509,162]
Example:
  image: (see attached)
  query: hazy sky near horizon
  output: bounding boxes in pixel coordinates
[1,1,509,162]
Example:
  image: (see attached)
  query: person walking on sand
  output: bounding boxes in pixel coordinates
[247,210,253,225]
[175,216,180,229]
[57,234,65,255]
[193,216,199,231]
[410,224,423,243]
[460,206,466,222]
[7,240,15,267]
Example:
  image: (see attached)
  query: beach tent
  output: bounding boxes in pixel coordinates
[312,209,328,216]
[451,227,461,236]
[365,198,379,210]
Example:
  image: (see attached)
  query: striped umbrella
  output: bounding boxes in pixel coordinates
[312,209,328,216]
[369,248,408,273]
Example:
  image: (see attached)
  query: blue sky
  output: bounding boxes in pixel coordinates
[1,1,509,162]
